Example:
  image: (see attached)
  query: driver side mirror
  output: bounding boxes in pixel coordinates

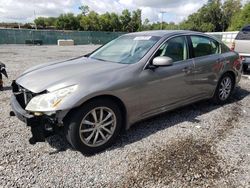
[152,56,173,67]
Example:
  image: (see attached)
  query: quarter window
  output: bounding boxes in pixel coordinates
[154,36,188,63]
[191,36,220,57]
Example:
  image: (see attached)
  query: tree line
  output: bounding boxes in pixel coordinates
[32,0,249,32]
[34,7,142,32]
[179,0,250,32]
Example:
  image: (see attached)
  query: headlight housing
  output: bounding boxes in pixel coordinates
[25,85,78,112]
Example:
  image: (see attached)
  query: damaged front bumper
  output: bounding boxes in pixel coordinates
[10,95,60,144]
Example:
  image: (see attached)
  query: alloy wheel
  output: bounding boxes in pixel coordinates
[79,107,117,147]
[219,76,232,101]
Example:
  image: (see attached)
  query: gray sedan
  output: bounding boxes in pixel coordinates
[11,30,242,154]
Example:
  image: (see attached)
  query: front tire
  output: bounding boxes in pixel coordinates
[64,98,122,155]
[213,73,234,104]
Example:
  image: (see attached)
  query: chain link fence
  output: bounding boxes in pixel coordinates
[0,29,125,45]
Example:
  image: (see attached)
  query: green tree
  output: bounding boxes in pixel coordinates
[56,13,79,30]
[80,11,100,31]
[46,17,57,26]
[88,11,100,31]
[142,18,150,30]
[206,0,223,31]
[179,0,223,32]
[150,22,161,30]
[99,12,112,31]
[228,2,250,31]
[120,9,132,32]
[130,9,142,32]
[34,17,57,29]
[79,15,91,30]
[165,22,179,30]
[222,0,241,31]
[79,5,89,16]
[30,1,249,32]
[110,13,122,31]
[179,12,204,31]
[34,17,46,28]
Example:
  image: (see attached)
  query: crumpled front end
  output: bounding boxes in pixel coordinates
[10,81,65,144]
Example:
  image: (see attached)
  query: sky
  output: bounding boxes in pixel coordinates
[0,0,244,24]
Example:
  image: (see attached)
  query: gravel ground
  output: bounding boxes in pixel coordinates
[0,45,250,187]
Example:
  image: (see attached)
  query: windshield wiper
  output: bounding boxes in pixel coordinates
[90,57,106,62]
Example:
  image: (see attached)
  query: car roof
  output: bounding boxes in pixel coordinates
[125,30,202,38]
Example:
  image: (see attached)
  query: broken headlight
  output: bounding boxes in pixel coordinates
[25,85,78,112]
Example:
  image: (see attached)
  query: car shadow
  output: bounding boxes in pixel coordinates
[243,70,250,75]
[46,86,250,155]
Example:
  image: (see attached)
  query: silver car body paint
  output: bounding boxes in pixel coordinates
[14,30,242,129]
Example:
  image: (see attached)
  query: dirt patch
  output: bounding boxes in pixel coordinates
[117,103,243,187]
[212,105,242,140]
[119,137,224,187]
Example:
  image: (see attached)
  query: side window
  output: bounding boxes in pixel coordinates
[154,36,188,63]
[191,36,220,57]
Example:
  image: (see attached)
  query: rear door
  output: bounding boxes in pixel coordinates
[188,35,224,97]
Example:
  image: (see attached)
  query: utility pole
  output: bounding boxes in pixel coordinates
[34,10,37,30]
[160,11,166,30]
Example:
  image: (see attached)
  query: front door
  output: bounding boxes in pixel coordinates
[138,36,196,118]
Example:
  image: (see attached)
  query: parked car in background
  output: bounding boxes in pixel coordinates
[206,31,238,48]
[232,24,250,72]
[10,30,242,154]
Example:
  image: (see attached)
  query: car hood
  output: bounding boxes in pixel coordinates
[16,56,129,93]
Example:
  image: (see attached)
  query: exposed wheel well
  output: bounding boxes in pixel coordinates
[63,95,127,130]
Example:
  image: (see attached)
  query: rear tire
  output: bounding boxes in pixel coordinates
[64,98,123,155]
[213,73,234,105]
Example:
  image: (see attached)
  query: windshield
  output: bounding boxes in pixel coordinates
[89,35,160,64]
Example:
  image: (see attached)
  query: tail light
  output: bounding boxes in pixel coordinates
[233,56,242,70]
[231,41,235,51]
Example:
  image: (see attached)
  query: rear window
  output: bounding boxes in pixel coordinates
[221,43,230,53]
[242,25,250,32]
[236,26,250,40]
